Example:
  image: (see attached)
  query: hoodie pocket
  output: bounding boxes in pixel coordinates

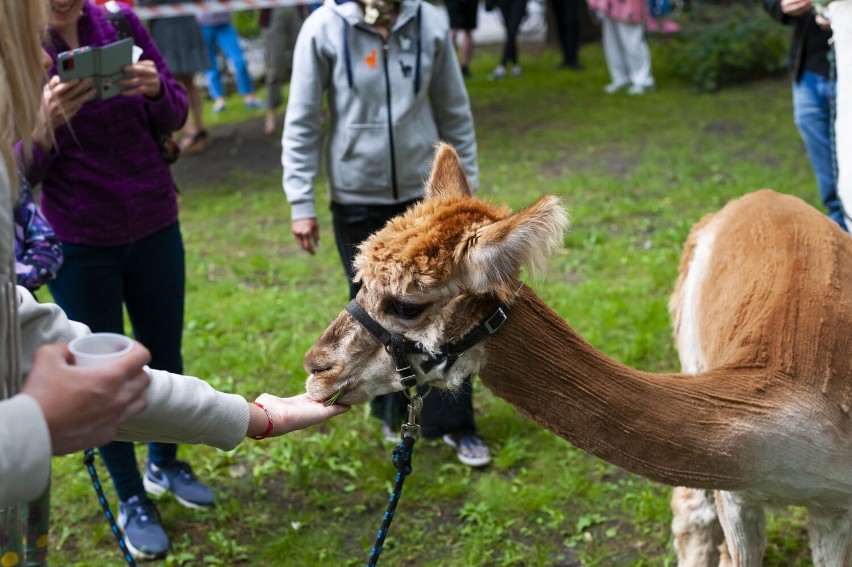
[336,123,391,194]
[395,114,438,189]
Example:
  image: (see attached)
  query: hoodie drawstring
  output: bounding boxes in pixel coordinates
[414,3,422,95]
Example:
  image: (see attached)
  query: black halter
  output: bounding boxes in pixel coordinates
[345,298,510,387]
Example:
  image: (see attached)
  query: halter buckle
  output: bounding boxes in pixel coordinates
[484,307,507,334]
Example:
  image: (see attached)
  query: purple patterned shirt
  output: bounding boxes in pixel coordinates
[14,176,63,292]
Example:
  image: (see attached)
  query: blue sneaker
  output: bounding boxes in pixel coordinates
[118,495,169,560]
[244,99,266,110]
[143,460,215,510]
[443,433,492,467]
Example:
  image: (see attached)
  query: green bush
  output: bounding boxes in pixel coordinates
[665,5,789,92]
[233,9,261,38]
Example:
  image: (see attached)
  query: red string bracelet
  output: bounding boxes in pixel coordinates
[249,402,274,440]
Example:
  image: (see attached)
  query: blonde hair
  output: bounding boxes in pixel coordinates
[0,0,48,180]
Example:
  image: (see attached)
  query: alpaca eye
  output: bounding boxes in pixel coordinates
[389,299,426,320]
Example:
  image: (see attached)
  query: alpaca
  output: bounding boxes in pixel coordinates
[303,143,852,566]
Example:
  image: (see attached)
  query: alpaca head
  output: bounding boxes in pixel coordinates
[304,143,568,405]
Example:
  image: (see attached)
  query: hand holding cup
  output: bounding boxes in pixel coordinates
[22,334,152,455]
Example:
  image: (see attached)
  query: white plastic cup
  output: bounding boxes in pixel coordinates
[69,333,133,367]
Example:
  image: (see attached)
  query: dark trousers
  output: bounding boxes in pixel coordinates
[549,0,581,65]
[49,222,186,501]
[498,0,529,65]
[330,201,478,438]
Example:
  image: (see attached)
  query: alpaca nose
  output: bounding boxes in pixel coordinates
[304,347,334,377]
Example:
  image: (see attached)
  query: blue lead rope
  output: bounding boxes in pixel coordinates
[366,434,416,567]
[83,448,137,566]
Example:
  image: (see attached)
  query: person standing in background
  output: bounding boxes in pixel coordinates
[489,0,529,79]
[16,0,209,559]
[260,6,306,136]
[446,0,478,78]
[549,0,583,70]
[764,0,848,231]
[588,0,655,94]
[197,9,265,113]
[282,0,492,467]
[141,0,212,155]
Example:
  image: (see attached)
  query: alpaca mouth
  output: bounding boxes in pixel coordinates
[324,389,343,406]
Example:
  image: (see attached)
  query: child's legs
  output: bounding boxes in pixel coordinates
[620,21,654,87]
[201,25,224,100]
[217,25,255,95]
[601,17,629,86]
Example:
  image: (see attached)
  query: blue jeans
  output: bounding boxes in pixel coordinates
[793,71,848,231]
[48,222,186,501]
[200,23,254,100]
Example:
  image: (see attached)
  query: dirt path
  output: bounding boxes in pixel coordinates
[170,116,283,192]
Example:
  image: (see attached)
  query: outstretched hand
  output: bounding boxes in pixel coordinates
[22,342,152,455]
[252,392,349,437]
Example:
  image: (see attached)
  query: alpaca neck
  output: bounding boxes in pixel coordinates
[479,287,786,490]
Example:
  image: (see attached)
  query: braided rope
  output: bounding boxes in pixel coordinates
[83,448,137,566]
[366,435,416,567]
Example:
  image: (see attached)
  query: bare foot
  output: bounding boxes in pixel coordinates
[263,112,277,136]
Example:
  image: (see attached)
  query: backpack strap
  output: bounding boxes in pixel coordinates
[102,1,134,41]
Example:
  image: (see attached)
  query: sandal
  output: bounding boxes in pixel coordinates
[179,130,210,156]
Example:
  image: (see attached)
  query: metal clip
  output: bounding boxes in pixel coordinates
[401,395,424,441]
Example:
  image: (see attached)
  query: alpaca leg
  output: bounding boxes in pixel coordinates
[671,487,726,566]
[714,490,766,566]
[807,506,852,566]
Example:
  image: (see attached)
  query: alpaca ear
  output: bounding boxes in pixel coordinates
[459,196,568,297]
[425,142,473,199]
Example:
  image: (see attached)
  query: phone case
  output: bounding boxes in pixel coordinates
[57,37,134,100]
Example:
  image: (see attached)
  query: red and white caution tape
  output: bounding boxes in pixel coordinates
[132,0,307,19]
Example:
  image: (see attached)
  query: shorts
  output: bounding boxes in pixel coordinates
[446,0,478,30]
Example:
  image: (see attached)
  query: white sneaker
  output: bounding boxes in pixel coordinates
[603,82,628,94]
[628,83,656,95]
[511,64,522,77]
[489,65,506,81]
[380,421,399,443]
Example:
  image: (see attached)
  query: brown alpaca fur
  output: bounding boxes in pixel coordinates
[305,143,852,566]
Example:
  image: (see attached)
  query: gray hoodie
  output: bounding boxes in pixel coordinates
[282,0,479,220]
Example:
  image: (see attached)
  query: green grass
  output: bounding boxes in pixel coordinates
[47,37,822,566]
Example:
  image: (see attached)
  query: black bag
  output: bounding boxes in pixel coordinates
[148,113,181,165]
[103,2,181,165]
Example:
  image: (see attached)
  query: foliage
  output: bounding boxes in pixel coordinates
[46,40,823,565]
[664,4,789,92]
[232,9,261,38]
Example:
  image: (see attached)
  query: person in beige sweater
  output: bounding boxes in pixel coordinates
[0,2,348,563]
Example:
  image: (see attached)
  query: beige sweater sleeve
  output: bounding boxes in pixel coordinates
[117,368,250,451]
[0,394,52,507]
[17,287,251,453]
